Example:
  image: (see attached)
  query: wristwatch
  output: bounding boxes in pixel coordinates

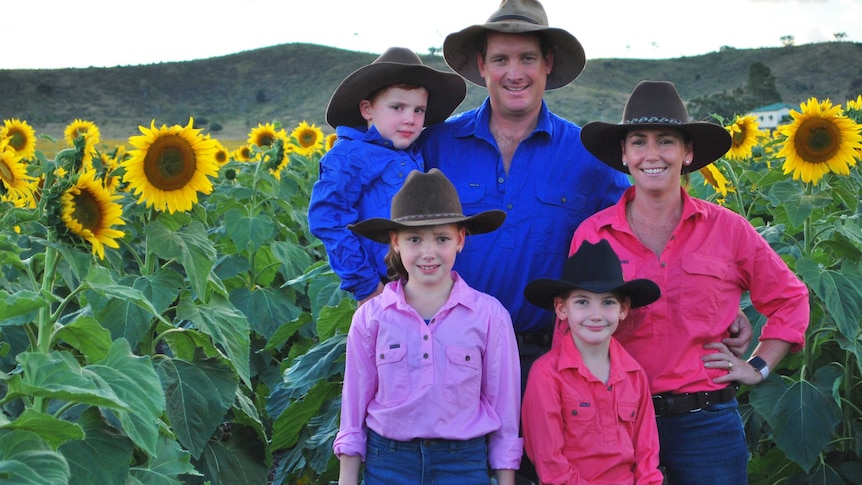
[747,356,770,381]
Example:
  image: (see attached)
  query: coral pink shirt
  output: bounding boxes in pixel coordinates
[564,187,809,394]
[333,273,523,470]
[522,335,663,485]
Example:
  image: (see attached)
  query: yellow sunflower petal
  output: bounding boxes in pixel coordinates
[289,121,325,156]
[60,169,126,259]
[2,118,38,160]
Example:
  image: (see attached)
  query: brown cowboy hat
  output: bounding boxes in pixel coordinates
[581,80,732,174]
[325,47,467,129]
[443,0,585,90]
[524,239,660,311]
[349,169,506,243]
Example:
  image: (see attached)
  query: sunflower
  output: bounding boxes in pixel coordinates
[60,169,126,259]
[699,164,734,198]
[325,133,338,152]
[724,115,764,160]
[2,118,37,160]
[0,140,37,202]
[247,122,286,149]
[64,119,102,167]
[289,121,324,156]
[213,140,230,166]
[122,118,220,214]
[847,95,862,113]
[232,145,253,162]
[777,97,862,184]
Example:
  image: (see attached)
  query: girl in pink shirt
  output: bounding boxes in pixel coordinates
[522,239,664,484]
[333,169,522,485]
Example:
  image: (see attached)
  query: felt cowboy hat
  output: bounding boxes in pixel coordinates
[348,168,506,243]
[443,0,586,89]
[581,80,732,174]
[325,47,467,129]
[524,239,660,311]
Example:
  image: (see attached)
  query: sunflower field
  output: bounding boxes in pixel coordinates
[0,94,861,484]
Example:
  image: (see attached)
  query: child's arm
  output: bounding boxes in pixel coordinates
[337,454,361,485]
[492,468,515,485]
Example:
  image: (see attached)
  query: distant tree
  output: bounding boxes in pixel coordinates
[428,46,441,56]
[688,87,748,121]
[745,62,782,106]
[36,83,53,95]
[780,35,795,47]
[834,32,847,41]
[256,90,267,103]
[210,123,223,133]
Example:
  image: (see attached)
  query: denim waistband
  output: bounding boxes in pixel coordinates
[367,429,486,452]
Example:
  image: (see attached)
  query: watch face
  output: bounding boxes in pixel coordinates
[748,356,767,371]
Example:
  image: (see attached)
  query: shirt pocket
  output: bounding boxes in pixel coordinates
[375,345,409,407]
[442,345,482,407]
[680,255,729,325]
[534,183,588,251]
[562,400,597,452]
[617,400,639,439]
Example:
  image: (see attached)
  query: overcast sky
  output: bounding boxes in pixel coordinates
[4,0,860,69]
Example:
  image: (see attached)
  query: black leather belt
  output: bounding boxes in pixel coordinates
[516,330,552,348]
[652,384,739,417]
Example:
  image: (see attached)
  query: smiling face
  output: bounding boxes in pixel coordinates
[555,290,630,349]
[390,223,465,291]
[477,31,552,121]
[360,84,428,149]
[621,127,694,195]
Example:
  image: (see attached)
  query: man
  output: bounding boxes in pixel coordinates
[421,0,629,363]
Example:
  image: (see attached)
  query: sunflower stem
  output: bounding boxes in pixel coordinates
[721,159,748,218]
[36,246,60,354]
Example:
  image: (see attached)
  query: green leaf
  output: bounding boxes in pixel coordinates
[268,334,346,416]
[0,409,84,449]
[132,268,185,315]
[0,429,70,484]
[316,299,355,341]
[263,313,312,352]
[797,259,862,341]
[54,315,112,363]
[750,365,843,472]
[146,220,216,299]
[223,209,274,252]
[230,287,300,339]
[88,339,165,457]
[768,180,832,228]
[156,357,237,459]
[128,435,200,485]
[270,380,340,450]
[2,351,128,410]
[271,240,313,281]
[59,407,135,485]
[0,290,56,327]
[177,296,251,387]
[84,265,168,325]
[193,425,270,485]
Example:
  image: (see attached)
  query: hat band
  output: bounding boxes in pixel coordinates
[489,14,541,25]
[394,212,464,222]
[624,116,684,125]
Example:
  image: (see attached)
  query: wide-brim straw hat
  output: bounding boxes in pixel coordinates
[443,0,585,90]
[524,239,661,311]
[349,169,506,243]
[581,80,732,174]
[325,47,467,128]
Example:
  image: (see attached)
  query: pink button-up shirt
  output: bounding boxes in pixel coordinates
[522,336,663,484]
[566,187,809,394]
[333,273,523,470]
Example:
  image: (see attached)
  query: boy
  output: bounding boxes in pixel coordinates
[308,47,466,304]
[521,239,663,484]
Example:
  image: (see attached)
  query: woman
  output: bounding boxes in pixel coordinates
[568,80,810,484]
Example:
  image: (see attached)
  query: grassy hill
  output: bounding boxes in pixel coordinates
[1,41,860,141]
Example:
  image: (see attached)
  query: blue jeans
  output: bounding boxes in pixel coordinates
[363,429,490,485]
[657,398,748,484]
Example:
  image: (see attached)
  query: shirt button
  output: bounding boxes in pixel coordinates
[560,196,567,203]
[423,353,429,359]
[661,262,667,268]
[465,355,471,361]
[571,410,578,416]
[379,354,385,359]
[507,203,513,210]
[423,335,429,341]
[498,177,505,184]
[607,385,613,391]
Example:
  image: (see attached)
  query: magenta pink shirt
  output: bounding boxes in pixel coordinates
[522,336,663,484]
[564,187,809,394]
[333,272,523,470]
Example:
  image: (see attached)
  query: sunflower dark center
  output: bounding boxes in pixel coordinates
[8,130,27,151]
[732,129,746,146]
[299,130,316,147]
[142,135,197,191]
[795,118,839,163]
[72,189,102,231]
[256,134,275,147]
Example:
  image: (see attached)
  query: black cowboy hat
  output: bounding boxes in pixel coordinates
[524,239,660,310]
